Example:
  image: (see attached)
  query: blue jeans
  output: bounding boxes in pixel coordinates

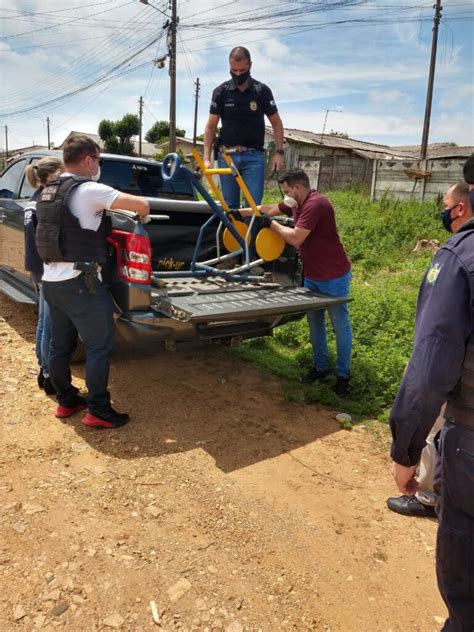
[218,150,265,209]
[218,150,265,259]
[36,287,52,377]
[304,271,352,378]
[42,276,114,414]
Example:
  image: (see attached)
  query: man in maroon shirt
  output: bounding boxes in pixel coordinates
[242,169,352,395]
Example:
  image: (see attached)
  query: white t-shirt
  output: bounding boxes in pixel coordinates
[42,174,120,282]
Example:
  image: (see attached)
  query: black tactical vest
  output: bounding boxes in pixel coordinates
[35,176,109,265]
[444,222,474,429]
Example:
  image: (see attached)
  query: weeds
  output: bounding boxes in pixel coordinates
[231,190,445,422]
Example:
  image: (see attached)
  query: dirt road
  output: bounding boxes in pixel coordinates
[0,295,446,631]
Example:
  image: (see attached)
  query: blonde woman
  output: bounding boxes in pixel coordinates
[24,157,64,394]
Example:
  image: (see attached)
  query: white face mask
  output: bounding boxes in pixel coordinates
[284,195,298,208]
[90,166,101,182]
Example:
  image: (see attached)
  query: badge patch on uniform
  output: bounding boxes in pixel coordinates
[249,101,257,111]
[41,184,59,202]
[426,263,442,285]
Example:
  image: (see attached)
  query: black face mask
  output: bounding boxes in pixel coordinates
[230,70,250,85]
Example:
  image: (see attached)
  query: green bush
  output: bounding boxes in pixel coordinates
[231,191,446,421]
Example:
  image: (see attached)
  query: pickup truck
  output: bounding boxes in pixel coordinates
[0,150,345,349]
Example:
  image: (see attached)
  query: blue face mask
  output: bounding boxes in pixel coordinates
[440,204,460,232]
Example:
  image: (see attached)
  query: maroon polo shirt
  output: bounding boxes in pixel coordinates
[279,190,350,281]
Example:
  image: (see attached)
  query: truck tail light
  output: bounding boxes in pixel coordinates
[108,230,151,285]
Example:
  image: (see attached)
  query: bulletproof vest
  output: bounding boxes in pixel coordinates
[444,223,474,428]
[35,176,109,265]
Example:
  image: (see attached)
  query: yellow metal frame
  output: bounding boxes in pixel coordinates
[191,147,285,262]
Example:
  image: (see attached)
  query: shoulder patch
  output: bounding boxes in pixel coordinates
[426,262,442,285]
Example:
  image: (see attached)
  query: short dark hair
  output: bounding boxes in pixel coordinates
[450,181,471,206]
[63,134,101,165]
[463,153,474,185]
[229,46,251,63]
[278,169,310,188]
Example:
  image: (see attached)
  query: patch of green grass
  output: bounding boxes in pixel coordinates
[231,190,445,421]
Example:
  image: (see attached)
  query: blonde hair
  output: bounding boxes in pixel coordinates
[25,157,64,188]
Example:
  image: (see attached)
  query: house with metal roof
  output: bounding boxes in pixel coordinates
[265,128,473,200]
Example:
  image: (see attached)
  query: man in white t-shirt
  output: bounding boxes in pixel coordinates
[40,135,149,429]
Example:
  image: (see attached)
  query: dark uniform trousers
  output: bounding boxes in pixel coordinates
[42,275,114,415]
[435,421,474,631]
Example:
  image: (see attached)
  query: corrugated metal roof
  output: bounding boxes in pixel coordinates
[390,144,474,159]
[267,127,472,160]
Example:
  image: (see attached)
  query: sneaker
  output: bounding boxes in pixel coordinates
[82,408,130,429]
[386,495,436,518]
[43,377,57,396]
[37,369,45,390]
[55,395,87,419]
[335,376,350,397]
[300,366,329,384]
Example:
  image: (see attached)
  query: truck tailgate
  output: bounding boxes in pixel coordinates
[151,278,348,323]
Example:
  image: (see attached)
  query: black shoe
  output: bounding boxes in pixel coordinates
[335,376,350,397]
[300,367,329,384]
[386,495,436,518]
[82,408,129,429]
[37,369,45,390]
[43,377,56,396]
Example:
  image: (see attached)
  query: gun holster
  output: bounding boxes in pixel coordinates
[74,261,99,294]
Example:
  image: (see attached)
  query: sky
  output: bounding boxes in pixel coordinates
[1,0,473,152]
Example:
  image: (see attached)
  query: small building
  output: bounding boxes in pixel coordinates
[265,128,472,200]
[265,127,408,192]
[154,136,204,160]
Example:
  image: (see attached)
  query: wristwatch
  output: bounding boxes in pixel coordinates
[275,149,284,155]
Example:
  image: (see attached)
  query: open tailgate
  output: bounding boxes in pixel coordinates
[151,277,348,323]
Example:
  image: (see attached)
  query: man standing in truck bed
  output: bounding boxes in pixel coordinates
[203,46,284,211]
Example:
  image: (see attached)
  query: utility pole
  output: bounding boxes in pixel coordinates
[139,0,178,152]
[420,0,442,161]
[168,0,178,153]
[4,125,8,160]
[193,77,200,147]
[138,96,143,157]
[46,116,51,150]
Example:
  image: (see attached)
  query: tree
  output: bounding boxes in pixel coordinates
[98,114,140,155]
[329,130,349,139]
[145,120,186,144]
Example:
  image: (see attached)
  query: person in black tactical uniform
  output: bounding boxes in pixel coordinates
[24,156,65,396]
[38,135,150,429]
[390,182,474,631]
[203,45,284,263]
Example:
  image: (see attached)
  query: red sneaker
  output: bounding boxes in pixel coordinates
[55,395,87,419]
[82,408,129,429]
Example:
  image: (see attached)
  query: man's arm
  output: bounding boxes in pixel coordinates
[390,248,471,469]
[269,221,310,247]
[203,114,220,169]
[268,112,284,172]
[239,203,280,217]
[110,193,150,217]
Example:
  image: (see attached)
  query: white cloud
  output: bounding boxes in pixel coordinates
[1,0,471,151]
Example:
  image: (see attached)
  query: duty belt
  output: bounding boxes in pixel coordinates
[221,145,260,154]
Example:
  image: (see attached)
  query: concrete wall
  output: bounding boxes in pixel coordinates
[372,157,467,201]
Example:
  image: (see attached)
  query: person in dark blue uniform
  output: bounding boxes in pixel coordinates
[390,181,474,631]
